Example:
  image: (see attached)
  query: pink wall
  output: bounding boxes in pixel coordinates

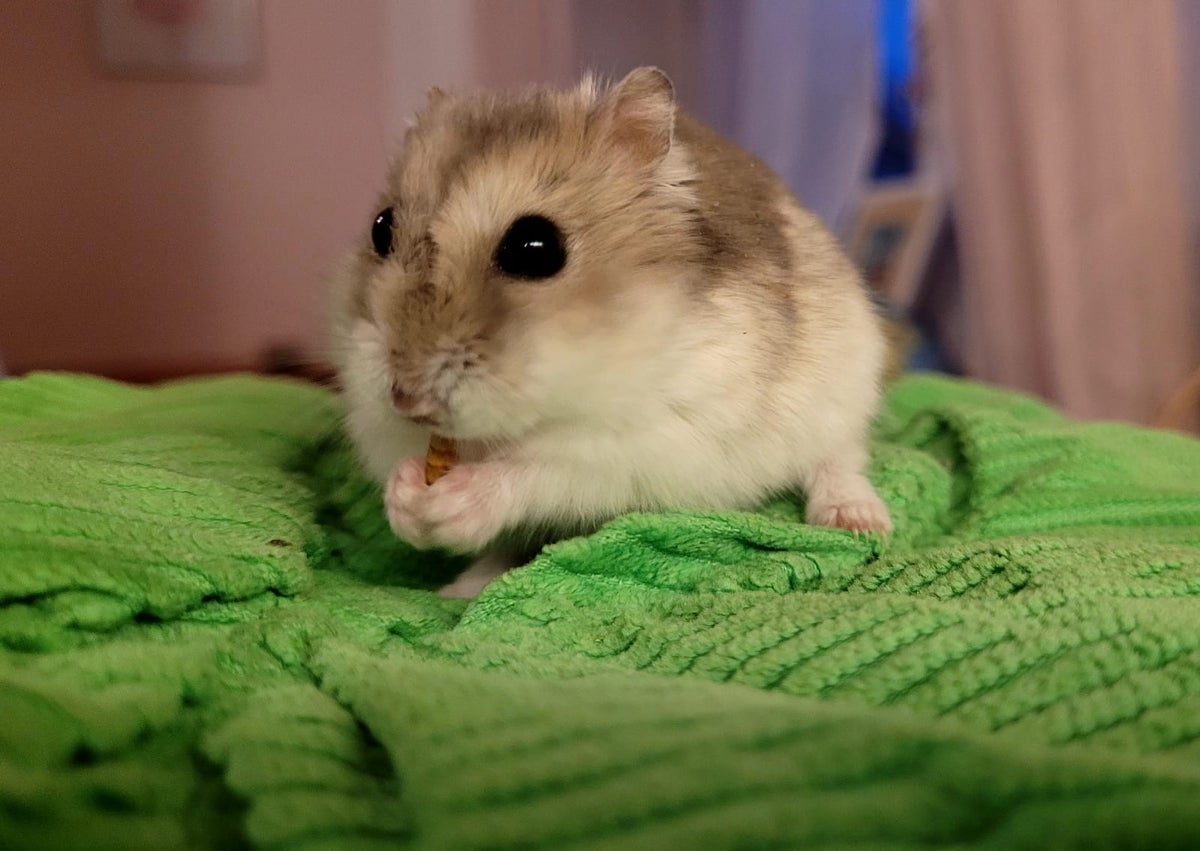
[0,1,705,379]
[0,1,392,377]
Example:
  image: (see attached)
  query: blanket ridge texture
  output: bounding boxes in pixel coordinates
[2,371,1200,849]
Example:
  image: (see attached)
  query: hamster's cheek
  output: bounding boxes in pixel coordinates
[336,319,428,482]
[460,380,547,439]
[444,368,542,442]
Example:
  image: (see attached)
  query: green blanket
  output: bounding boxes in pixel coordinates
[3,372,1200,850]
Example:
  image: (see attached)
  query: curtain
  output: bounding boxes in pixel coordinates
[693,0,879,235]
[566,0,879,237]
[923,0,1198,424]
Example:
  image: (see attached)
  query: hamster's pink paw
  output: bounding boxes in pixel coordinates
[804,461,893,538]
[386,457,512,554]
[385,456,434,548]
[437,553,513,599]
[421,463,511,553]
[807,491,893,537]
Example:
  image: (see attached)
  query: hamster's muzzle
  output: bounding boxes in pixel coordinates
[390,381,443,427]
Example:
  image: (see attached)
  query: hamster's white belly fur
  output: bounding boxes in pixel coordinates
[340,277,885,535]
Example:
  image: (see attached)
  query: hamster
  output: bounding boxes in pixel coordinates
[330,67,893,599]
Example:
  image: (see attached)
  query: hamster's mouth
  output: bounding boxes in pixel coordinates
[389,382,446,428]
[393,406,477,441]
[404,412,441,428]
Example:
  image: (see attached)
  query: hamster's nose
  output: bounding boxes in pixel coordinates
[391,382,441,425]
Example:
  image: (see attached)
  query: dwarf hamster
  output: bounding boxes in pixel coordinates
[330,67,893,598]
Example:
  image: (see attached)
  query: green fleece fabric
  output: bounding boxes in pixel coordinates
[2,371,1200,850]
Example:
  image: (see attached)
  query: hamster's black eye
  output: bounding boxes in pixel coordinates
[371,207,395,258]
[495,215,566,280]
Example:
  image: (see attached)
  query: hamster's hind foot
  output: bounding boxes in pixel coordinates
[803,460,893,537]
[438,552,515,599]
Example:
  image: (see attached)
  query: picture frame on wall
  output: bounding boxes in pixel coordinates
[94,0,262,82]
[847,179,945,311]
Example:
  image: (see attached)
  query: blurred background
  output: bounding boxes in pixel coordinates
[2,0,1198,429]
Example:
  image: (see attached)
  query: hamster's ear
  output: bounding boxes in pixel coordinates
[597,67,676,166]
[426,86,448,106]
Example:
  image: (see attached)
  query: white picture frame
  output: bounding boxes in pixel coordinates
[95,0,262,82]
[847,178,945,310]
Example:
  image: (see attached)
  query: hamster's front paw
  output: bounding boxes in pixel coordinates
[385,457,432,546]
[385,457,511,554]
